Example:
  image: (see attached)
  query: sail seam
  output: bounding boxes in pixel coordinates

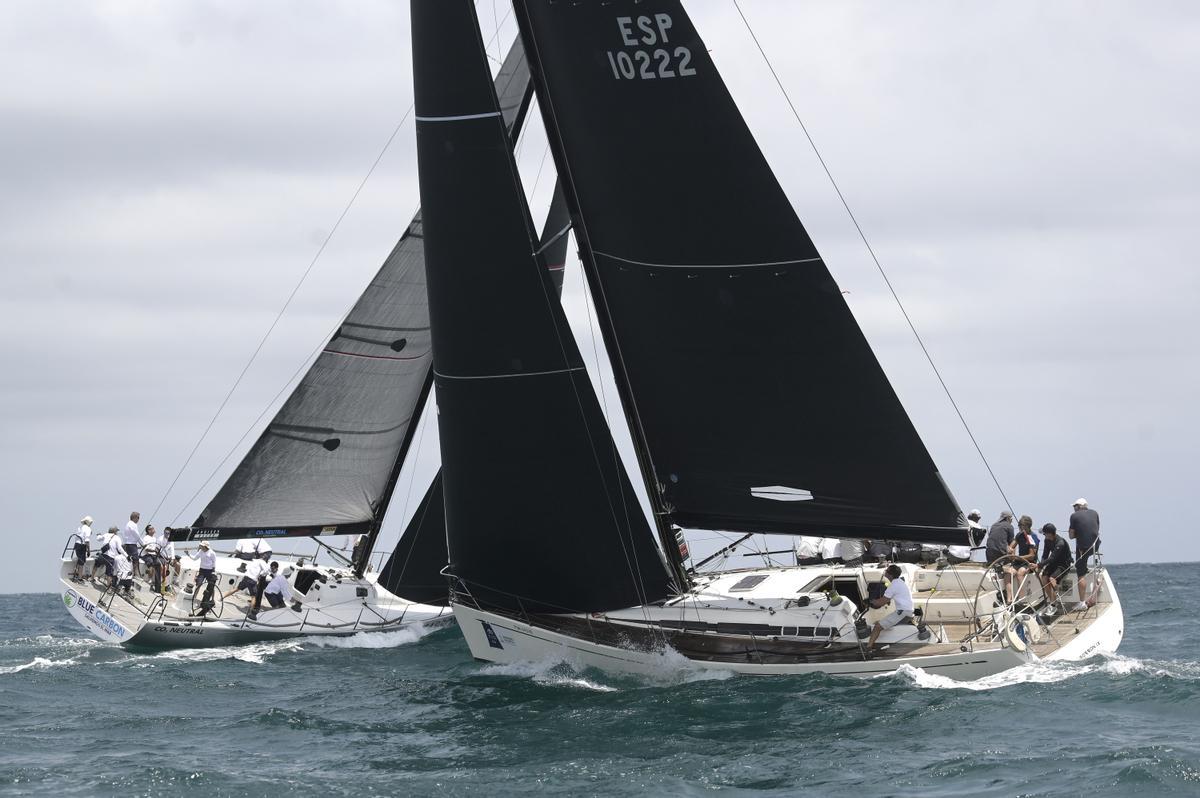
[415,111,502,122]
[433,366,584,381]
[592,250,822,269]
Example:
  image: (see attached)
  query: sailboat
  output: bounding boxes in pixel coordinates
[414,0,1123,679]
[57,37,571,649]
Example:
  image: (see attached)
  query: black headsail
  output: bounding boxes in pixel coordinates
[514,0,966,545]
[178,38,536,549]
[413,0,673,613]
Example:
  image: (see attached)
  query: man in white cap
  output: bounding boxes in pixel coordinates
[194,540,218,610]
[71,516,94,581]
[967,509,987,563]
[1069,498,1101,611]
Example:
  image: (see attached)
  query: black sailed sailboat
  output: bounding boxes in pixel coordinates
[419,0,1123,678]
[413,0,672,615]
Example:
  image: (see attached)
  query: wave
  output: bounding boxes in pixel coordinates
[476,645,734,692]
[0,656,84,675]
[300,622,434,649]
[139,639,305,665]
[889,652,1200,691]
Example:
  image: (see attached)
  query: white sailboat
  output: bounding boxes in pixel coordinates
[56,37,567,649]
[410,0,1122,679]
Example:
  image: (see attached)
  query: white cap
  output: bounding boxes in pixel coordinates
[1074,498,1088,508]
[198,540,210,549]
[81,516,93,525]
[968,508,982,519]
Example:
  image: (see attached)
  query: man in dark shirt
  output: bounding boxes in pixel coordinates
[986,511,1016,602]
[1035,523,1073,610]
[1069,498,1101,610]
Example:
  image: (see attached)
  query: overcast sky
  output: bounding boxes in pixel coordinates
[3,2,1197,594]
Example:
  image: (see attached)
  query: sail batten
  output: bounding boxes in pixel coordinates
[515,0,965,546]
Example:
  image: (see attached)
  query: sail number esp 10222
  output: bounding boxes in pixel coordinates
[606,14,696,81]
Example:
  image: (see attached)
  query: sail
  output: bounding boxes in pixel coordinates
[413,0,673,613]
[539,180,571,292]
[190,38,535,540]
[377,473,449,605]
[514,0,966,545]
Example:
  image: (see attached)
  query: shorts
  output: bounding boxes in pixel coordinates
[237,576,257,592]
[197,568,215,585]
[1075,556,1090,578]
[74,542,89,564]
[123,543,139,562]
[235,551,256,561]
[877,609,913,630]
[264,592,286,609]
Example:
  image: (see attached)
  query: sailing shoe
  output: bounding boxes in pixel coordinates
[1071,602,1088,612]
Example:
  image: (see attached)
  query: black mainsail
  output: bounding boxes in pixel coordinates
[413,0,673,613]
[514,0,965,545]
[179,38,536,553]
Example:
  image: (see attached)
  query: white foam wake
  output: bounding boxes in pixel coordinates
[479,659,619,692]
[301,622,433,650]
[477,645,734,692]
[141,639,305,666]
[888,651,1199,691]
[0,656,83,675]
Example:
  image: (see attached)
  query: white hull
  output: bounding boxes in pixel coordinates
[59,553,453,649]
[452,564,1124,681]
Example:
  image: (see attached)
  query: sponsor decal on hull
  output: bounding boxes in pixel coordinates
[63,588,130,642]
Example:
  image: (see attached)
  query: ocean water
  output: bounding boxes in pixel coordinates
[1,563,1197,797]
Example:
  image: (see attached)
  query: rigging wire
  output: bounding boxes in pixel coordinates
[151,104,414,525]
[732,0,1016,517]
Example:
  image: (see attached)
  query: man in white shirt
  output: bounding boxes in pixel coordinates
[234,539,257,561]
[261,562,301,610]
[141,526,162,593]
[795,536,823,566]
[194,541,218,609]
[122,511,142,577]
[155,526,178,592]
[93,526,121,583]
[868,564,915,649]
[224,556,267,600]
[72,516,94,580]
[967,509,987,564]
[113,545,134,595]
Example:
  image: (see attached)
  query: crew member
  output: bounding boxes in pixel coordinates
[233,539,258,561]
[967,509,987,563]
[255,538,273,562]
[140,526,162,593]
[155,526,177,593]
[261,562,301,610]
[224,556,268,601]
[72,516,93,580]
[1069,498,1101,611]
[194,541,218,609]
[795,536,823,566]
[1012,515,1039,599]
[93,526,121,582]
[986,511,1017,603]
[122,511,142,578]
[113,545,134,596]
[1035,523,1073,610]
[867,564,914,649]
